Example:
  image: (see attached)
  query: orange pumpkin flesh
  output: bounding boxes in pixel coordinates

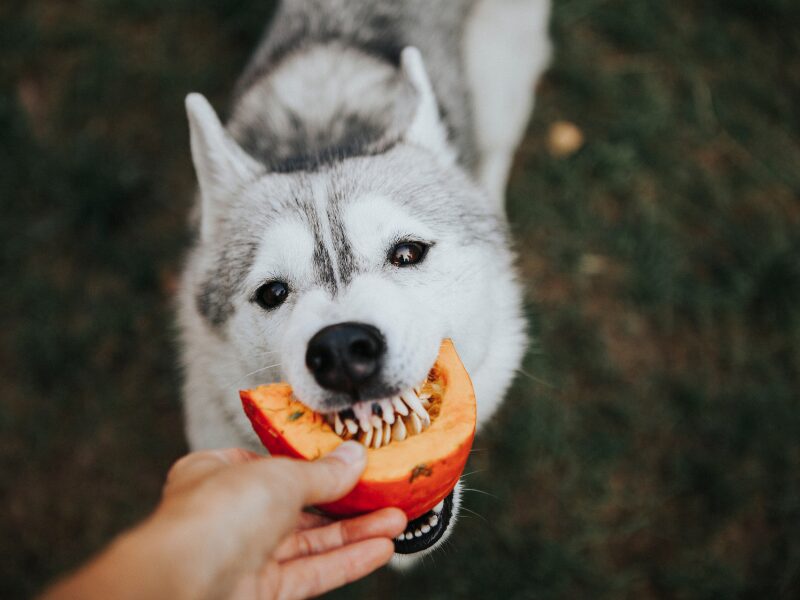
[240,339,475,520]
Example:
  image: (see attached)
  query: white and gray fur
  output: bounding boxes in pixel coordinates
[179,0,551,561]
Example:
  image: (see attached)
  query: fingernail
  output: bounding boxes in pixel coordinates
[329,441,365,465]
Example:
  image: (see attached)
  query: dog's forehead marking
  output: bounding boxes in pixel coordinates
[304,175,341,293]
[285,171,360,294]
[327,178,358,285]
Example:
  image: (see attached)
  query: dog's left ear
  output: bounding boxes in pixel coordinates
[185,93,263,241]
[400,47,456,165]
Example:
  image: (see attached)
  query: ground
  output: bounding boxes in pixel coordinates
[1,0,799,598]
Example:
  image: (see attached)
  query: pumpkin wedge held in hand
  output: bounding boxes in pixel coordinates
[240,339,476,520]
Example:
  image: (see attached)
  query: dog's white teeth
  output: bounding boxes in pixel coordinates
[402,390,429,424]
[420,412,431,429]
[372,427,382,449]
[421,524,431,533]
[360,426,373,447]
[336,390,433,447]
[414,529,423,538]
[419,388,432,408]
[380,399,395,423]
[407,412,423,435]
[391,417,407,441]
[392,396,410,416]
[429,514,439,526]
[369,414,383,430]
[333,413,344,436]
[353,404,372,431]
[382,421,392,446]
[432,500,444,514]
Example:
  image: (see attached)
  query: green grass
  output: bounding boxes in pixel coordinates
[1,1,799,598]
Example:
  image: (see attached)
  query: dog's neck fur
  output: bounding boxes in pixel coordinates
[228,43,418,173]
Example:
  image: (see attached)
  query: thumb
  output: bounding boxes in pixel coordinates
[295,441,367,505]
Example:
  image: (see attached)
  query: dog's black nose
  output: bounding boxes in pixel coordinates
[305,322,385,396]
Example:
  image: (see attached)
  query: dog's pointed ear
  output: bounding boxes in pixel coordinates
[185,93,262,241]
[400,47,456,165]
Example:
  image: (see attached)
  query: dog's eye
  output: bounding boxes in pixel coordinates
[255,281,289,310]
[389,241,429,267]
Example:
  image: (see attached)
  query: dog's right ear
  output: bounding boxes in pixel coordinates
[400,47,456,166]
[185,93,263,241]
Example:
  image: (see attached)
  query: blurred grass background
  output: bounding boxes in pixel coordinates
[1,0,799,598]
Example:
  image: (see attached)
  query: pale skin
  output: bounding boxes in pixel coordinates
[42,441,407,600]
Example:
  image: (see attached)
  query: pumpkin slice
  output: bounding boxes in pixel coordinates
[240,339,475,520]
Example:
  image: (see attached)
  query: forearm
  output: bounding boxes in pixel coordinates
[40,515,204,600]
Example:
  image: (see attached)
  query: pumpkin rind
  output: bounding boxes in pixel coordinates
[239,339,475,519]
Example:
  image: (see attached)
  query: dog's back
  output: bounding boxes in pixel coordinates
[226,0,550,201]
[229,1,476,171]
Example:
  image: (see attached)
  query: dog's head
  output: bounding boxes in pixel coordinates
[183,49,519,558]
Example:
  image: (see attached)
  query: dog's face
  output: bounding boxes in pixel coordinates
[184,51,512,557]
[225,150,501,413]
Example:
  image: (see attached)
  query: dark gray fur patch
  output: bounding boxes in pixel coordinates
[327,179,357,285]
[236,110,395,174]
[196,239,260,327]
[231,0,478,173]
[305,200,338,293]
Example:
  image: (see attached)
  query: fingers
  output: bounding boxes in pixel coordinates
[219,442,370,567]
[273,508,407,562]
[153,445,392,600]
[250,441,367,509]
[292,441,367,504]
[165,441,364,511]
[295,511,333,532]
[275,538,395,600]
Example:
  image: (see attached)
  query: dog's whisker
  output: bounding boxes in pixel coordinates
[248,349,281,357]
[241,362,282,379]
[230,350,281,362]
[210,351,281,374]
[515,367,556,389]
[460,487,499,500]
[229,362,282,388]
[458,469,486,479]
[459,506,489,524]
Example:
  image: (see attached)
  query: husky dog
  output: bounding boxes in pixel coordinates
[179,0,551,562]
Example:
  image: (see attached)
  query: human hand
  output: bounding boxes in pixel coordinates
[43,442,406,600]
